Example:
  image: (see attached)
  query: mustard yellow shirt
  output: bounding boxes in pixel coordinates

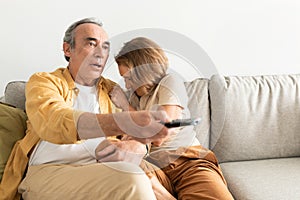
[0,68,117,200]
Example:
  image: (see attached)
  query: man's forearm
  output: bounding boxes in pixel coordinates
[77,112,122,139]
[77,110,170,144]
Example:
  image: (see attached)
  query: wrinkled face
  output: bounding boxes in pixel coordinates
[63,23,110,86]
[118,64,148,97]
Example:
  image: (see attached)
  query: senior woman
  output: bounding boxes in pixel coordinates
[109,37,234,200]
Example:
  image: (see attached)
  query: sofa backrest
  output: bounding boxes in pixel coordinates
[184,78,210,148]
[2,81,26,111]
[209,74,300,163]
[6,74,299,162]
[1,79,212,148]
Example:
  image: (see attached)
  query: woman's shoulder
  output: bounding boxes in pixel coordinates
[159,73,185,88]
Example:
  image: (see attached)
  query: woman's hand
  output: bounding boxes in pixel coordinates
[109,86,131,111]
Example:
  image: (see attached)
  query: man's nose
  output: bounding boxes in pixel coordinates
[94,45,105,58]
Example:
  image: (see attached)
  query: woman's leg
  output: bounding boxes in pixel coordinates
[162,146,234,200]
[140,159,176,199]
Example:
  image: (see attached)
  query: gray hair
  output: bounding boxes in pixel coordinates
[63,17,103,61]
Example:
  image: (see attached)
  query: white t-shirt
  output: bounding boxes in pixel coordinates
[29,83,104,166]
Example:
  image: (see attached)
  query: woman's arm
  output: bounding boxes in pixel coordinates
[159,105,183,120]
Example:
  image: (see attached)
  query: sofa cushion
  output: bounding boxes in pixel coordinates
[184,78,210,148]
[0,96,5,102]
[209,74,300,162]
[4,81,27,111]
[220,157,300,200]
[0,102,27,181]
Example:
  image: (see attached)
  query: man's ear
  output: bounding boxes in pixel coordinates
[63,42,71,58]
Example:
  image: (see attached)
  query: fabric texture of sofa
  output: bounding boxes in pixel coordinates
[1,74,300,200]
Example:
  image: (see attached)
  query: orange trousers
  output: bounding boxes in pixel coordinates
[140,145,234,200]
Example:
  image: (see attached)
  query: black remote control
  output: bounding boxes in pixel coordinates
[162,118,201,128]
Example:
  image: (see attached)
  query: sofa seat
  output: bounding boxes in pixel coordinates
[220,157,300,200]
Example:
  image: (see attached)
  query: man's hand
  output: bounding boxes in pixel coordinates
[95,138,146,165]
[112,110,172,146]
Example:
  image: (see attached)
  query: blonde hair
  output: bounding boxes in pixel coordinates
[115,37,169,89]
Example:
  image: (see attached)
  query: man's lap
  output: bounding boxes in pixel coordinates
[19,162,156,200]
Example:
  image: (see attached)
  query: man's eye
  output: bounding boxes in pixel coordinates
[102,44,110,51]
[89,41,97,47]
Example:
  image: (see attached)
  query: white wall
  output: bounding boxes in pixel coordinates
[1,0,300,96]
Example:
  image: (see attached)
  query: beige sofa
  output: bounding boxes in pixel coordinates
[1,74,300,199]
